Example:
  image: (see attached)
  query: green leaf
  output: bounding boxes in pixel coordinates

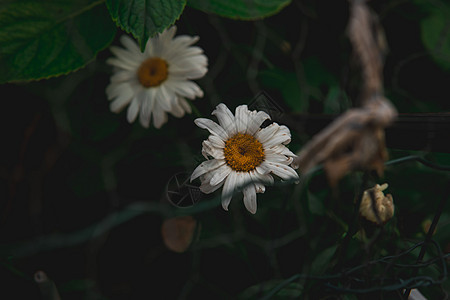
[307,191,325,216]
[238,279,302,299]
[310,245,337,275]
[258,68,305,112]
[0,0,116,83]
[187,0,291,20]
[258,57,343,113]
[420,8,450,70]
[59,279,96,292]
[106,0,186,52]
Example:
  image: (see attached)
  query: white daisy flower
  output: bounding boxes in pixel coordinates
[190,103,299,214]
[106,26,208,128]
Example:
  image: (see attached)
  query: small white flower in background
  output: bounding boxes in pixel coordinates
[106,26,208,128]
[191,103,299,214]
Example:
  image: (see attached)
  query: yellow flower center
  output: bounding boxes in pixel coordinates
[137,57,168,88]
[223,133,265,172]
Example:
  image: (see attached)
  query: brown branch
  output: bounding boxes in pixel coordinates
[292,0,397,186]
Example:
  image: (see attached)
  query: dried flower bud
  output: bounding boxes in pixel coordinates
[161,216,198,253]
[359,183,394,225]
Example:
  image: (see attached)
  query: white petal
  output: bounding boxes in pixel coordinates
[139,89,155,128]
[106,82,130,100]
[184,66,208,80]
[110,96,132,113]
[178,97,192,114]
[235,172,251,191]
[167,97,185,118]
[255,123,279,144]
[169,46,205,61]
[120,35,142,55]
[235,105,249,133]
[209,135,225,148]
[106,57,136,71]
[107,84,134,113]
[155,84,174,112]
[247,110,270,135]
[146,34,164,57]
[212,103,237,136]
[262,174,274,185]
[199,171,224,194]
[191,159,225,181]
[266,162,299,182]
[169,59,208,79]
[265,153,294,165]
[243,184,257,214]
[169,56,207,71]
[201,140,224,160]
[194,118,228,141]
[152,103,168,128]
[110,46,141,68]
[249,171,267,193]
[210,164,232,186]
[161,26,177,43]
[278,125,291,142]
[221,171,237,211]
[170,80,204,100]
[263,128,292,148]
[200,181,224,194]
[126,96,141,123]
[265,145,296,157]
[110,70,135,83]
[171,35,200,50]
[256,163,271,175]
[162,36,199,61]
[162,83,180,108]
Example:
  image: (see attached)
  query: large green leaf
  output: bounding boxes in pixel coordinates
[106,0,186,52]
[0,0,116,83]
[187,0,291,20]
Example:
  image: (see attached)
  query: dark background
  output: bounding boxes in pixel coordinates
[1,0,450,299]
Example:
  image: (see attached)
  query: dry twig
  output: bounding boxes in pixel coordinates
[292,0,397,186]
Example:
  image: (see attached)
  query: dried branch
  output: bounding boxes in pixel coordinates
[292,0,397,186]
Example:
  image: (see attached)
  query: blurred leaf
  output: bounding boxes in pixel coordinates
[0,257,27,279]
[303,56,337,88]
[0,0,116,83]
[69,163,104,198]
[258,68,304,112]
[307,190,325,216]
[59,279,96,292]
[424,152,450,166]
[259,57,342,113]
[238,279,302,299]
[187,0,291,20]
[302,56,343,113]
[433,213,450,244]
[323,85,347,114]
[106,0,186,52]
[89,114,121,142]
[420,8,450,70]
[310,245,337,275]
